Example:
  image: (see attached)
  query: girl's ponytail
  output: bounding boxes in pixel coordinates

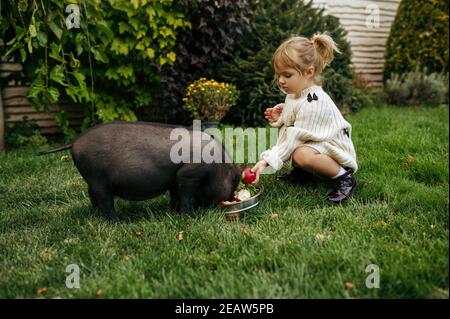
[311,33,341,70]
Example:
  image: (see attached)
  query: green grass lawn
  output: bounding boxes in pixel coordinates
[0,105,448,298]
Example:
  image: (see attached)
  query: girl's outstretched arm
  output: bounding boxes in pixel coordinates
[250,160,269,184]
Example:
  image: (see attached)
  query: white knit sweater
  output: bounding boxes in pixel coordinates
[260,85,358,172]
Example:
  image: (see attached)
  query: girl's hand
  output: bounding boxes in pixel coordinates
[264,103,284,123]
[250,160,269,184]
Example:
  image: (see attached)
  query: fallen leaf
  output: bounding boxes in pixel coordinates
[271,213,279,220]
[207,228,213,235]
[344,282,355,290]
[123,255,130,261]
[60,155,71,161]
[135,231,143,237]
[177,231,184,241]
[36,287,48,296]
[96,289,103,297]
[431,224,436,229]
[40,249,52,260]
[186,224,190,230]
[374,220,389,227]
[315,233,326,242]
[400,154,415,168]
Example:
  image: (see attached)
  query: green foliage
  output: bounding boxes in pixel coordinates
[384,67,449,106]
[384,0,449,80]
[146,0,253,124]
[1,0,190,138]
[4,119,48,149]
[94,94,139,123]
[217,0,354,126]
[54,111,77,142]
[347,88,380,112]
[182,78,239,122]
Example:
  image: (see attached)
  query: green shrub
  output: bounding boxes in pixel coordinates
[146,0,253,124]
[384,67,449,106]
[384,0,449,81]
[347,88,379,112]
[4,119,48,149]
[217,0,354,126]
[349,74,384,110]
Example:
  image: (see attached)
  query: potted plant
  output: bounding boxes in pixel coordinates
[182,78,239,130]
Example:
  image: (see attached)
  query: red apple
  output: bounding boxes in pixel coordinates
[241,167,256,184]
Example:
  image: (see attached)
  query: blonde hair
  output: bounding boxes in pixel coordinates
[272,33,341,87]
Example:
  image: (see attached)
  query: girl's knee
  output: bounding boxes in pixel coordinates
[294,157,313,170]
[292,148,316,169]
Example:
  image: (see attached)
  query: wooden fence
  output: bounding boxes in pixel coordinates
[312,0,401,89]
[0,59,83,151]
[1,84,83,135]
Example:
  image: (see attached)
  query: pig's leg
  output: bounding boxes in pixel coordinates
[87,187,99,209]
[87,183,119,222]
[170,164,209,214]
[170,179,198,214]
[169,187,180,212]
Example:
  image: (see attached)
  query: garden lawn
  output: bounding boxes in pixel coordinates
[0,105,448,298]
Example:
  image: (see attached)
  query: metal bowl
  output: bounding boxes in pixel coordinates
[220,187,264,221]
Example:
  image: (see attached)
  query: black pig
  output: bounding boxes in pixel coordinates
[39,121,242,221]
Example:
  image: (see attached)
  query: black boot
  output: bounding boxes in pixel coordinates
[327,169,357,204]
[276,167,315,185]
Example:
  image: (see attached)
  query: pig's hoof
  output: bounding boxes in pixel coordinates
[110,218,121,224]
[178,203,195,215]
[175,212,186,219]
[105,214,120,223]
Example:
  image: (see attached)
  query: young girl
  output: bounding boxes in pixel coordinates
[251,33,358,203]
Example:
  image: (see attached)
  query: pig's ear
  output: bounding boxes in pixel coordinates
[234,164,244,184]
[236,164,245,174]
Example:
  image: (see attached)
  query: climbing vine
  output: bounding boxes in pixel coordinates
[1,0,190,136]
